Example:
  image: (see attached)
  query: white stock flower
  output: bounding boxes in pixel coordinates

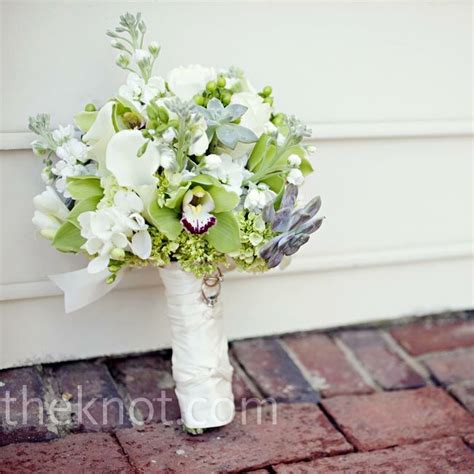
[78,190,152,273]
[244,183,276,213]
[287,154,302,167]
[161,127,176,144]
[52,160,97,198]
[106,129,161,188]
[167,65,216,101]
[133,49,152,64]
[118,73,166,112]
[287,168,304,186]
[52,125,75,145]
[32,186,69,239]
[263,122,278,135]
[56,138,89,164]
[204,153,249,196]
[83,102,116,174]
[188,115,209,156]
[231,92,272,137]
[204,154,222,170]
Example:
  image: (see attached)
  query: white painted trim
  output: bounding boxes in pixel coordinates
[1,120,472,151]
[1,241,472,303]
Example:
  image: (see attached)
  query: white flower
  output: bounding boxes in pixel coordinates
[181,187,216,234]
[78,190,152,273]
[288,154,302,168]
[133,49,152,64]
[263,122,278,135]
[56,138,89,164]
[52,125,75,145]
[52,160,97,198]
[161,127,176,144]
[276,133,286,147]
[204,153,249,196]
[157,145,176,170]
[231,92,272,137]
[204,154,222,170]
[32,186,69,240]
[188,115,209,156]
[287,168,304,186]
[167,65,216,101]
[106,129,161,189]
[244,183,276,213]
[118,73,166,112]
[83,102,116,175]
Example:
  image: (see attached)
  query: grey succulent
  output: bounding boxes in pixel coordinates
[259,184,323,268]
[195,98,257,149]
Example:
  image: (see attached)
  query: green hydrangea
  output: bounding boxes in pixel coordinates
[174,232,227,277]
[231,211,275,272]
[97,175,120,209]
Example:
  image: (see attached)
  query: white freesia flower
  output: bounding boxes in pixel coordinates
[32,186,69,240]
[287,168,304,186]
[118,73,166,113]
[287,154,302,167]
[167,65,216,101]
[78,190,152,273]
[204,153,250,196]
[181,187,216,234]
[231,92,272,137]
[106,129,161,188]
[83,102,116,174]
[52,125,75,145]
[243,183,276,213]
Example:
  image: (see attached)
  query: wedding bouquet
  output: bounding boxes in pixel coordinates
[30,13,323,432]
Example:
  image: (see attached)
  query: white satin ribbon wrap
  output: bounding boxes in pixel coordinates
[49,268,122,313]
[159,264,235,429]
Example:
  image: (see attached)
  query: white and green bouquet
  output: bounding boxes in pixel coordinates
[30,13,323,432]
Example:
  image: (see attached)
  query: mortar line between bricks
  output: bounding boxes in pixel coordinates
[278,338,322,398]
[379,331,432,382]
[444,383,474,415]
[332,337,382,392]
[110,431,139,473]
[415,345,474,362]
[229,352,265,400]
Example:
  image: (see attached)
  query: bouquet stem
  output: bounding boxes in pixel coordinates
[159,264,235,430]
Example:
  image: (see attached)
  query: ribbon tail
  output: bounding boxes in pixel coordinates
[49,268,122,314]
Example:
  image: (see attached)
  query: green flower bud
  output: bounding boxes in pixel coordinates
[221,93,232,106]
[110,248,125,260]
[217,76,226,88]
[272,113,285,126]
[85,103,96,112]
[262,86,272,97]
[206,81,217,93]
[194,95,205,106]
[263,97,273,106]
[157,107,169,123]
[106,274,117,284]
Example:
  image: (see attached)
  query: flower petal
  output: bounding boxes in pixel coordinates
[106,130,160,188]
[87,254,110,273]
[131,230,152,259]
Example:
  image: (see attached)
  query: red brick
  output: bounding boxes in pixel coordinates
[116,403,352,473]
[0,432,132,473]
[423,349,474,385]
[391,319,474,355]
[450,380,474,414]
[283,333,373,397]
[0,367,57,446]
[232,339,318,402]
[230,356,260,410]
[50,361,131,432]
[338,330,425,390]
[109,354,181,424]
[322,387,474,451]
[273,437,474,473]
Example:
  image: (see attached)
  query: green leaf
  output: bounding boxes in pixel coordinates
[67,176,104,200]
[207,186,239,213]
[300,156,314,176]
[74,111,98,132]
[148,201,182,240]
[165,184,190,210]
[248,134,274,172]
[190,174,221,186]
[67,195,102,227]
[205,212,240,253]
[52,222,85,253]
[262,175,285,194]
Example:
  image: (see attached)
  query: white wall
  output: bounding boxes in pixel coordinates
[1,0,473,369]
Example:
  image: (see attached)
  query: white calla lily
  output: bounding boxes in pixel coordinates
[106,130,160,188]
[83,102,116,174]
